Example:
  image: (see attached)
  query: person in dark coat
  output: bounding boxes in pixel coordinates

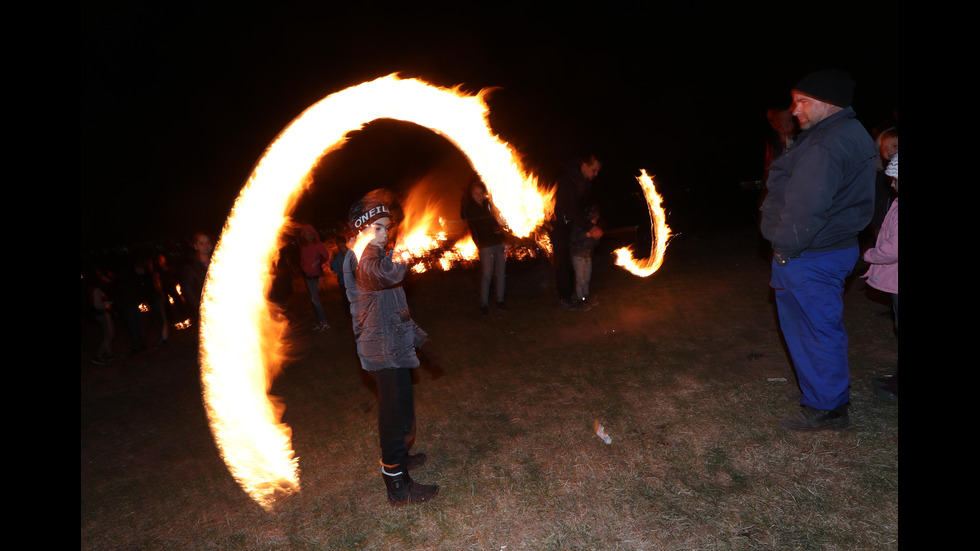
[460,179,509,315]
[760,69,877,432]
[550,154,603,311]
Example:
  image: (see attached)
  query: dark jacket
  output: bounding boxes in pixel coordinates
[344,245,426,371]
[461,196,505,249]
[553,159,596,230]
[760,107,876,258]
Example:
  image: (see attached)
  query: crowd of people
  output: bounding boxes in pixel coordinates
[82,238,206,365]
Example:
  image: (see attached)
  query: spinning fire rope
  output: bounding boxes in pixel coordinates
[614,169,673,276]
[200,74,670,510]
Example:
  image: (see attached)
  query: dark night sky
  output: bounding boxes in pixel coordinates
[81,3,898,253]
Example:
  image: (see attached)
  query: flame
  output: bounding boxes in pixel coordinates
[450,235,478,260]
[200,74,672,511]
[536,232,552,256]
[613,170,672,276]
[350,225,376,262]
[200,74,556,510]
[396,187,449,261]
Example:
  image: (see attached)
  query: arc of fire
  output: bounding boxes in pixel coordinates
[200,74,669,510]
[200,74,549,510]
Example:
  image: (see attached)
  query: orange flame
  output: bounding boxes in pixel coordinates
[614,170,672,276]
[200,75,672,511]
[450,235,478,260]
[200,74,557,510]
[395,185,450,264]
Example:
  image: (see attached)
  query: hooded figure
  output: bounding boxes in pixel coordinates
[298,224,331,331]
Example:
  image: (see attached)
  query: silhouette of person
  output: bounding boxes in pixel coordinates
[570,203,601,304]
[764,106,800,182]
[87,265,116,364]
[551,154,603,311]
[862,154,898,400]
[330,235,351,318]
[179,232,212,326]
[298,224,332,332]
[869,126,898,237]
[460,179,509,315]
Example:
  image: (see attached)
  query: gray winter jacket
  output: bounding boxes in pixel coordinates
[343,245,427,371]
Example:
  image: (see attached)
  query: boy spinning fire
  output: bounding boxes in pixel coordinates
[342,189,439,506]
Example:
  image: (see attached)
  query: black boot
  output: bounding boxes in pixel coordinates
[381,464,438,506]
[779,403,850,431]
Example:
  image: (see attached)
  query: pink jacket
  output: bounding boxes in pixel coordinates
[299,225,331,278]
[862,198,898,294]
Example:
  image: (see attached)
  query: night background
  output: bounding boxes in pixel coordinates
[81,3,898,253]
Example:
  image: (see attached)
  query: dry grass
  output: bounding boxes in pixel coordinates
[81,226,898,550]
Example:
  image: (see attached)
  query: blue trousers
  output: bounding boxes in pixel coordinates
[305,276,327,324]
[771,246,858,411]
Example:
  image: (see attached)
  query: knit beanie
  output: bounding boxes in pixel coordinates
[793,69,855,108]
[349,188,401,233]
[884,154,898,179]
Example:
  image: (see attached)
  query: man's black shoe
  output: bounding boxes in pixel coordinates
[779,405,850,432]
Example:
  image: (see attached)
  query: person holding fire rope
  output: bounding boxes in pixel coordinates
[551,154,603,311]
[460,178,509,316]
[342,189,439,506]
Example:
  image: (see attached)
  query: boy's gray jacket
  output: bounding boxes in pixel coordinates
[344,245,427,371]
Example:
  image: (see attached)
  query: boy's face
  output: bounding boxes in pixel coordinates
[368,217,392,247]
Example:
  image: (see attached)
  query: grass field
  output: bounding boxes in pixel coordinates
[81,225,899,550]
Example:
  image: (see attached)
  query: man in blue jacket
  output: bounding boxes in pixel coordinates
[760,69,877,431]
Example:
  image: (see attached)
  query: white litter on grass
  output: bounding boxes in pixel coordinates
[594,420,612,444]
[767,377,788,382]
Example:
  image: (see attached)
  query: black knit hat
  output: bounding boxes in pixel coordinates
[349,188,401,232]
[793,69,855,108]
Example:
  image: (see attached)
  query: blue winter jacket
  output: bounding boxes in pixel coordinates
[760,107,877,259]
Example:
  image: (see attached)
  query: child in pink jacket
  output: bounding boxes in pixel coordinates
[863,154,898,398]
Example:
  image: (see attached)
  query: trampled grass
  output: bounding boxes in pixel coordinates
[81,226,899,550]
